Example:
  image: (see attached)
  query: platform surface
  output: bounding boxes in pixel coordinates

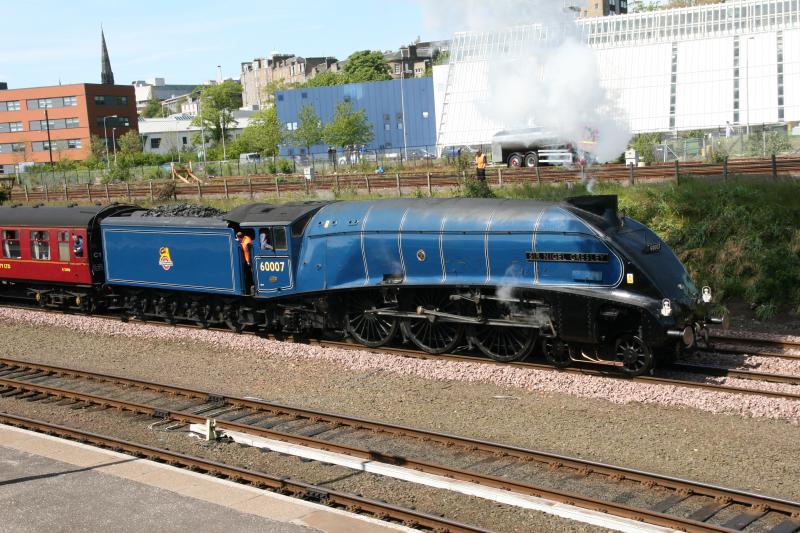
[0,424,410,533]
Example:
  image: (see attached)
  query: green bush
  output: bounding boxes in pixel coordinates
[102,165,132,184]
[457,178,495,198]
[278,159,294,174]
[617,178,800,313]
[630,133,661,164]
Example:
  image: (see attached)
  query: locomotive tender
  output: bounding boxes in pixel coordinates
[0,196,716,375]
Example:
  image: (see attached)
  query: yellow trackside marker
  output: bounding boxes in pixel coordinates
[627,273,634,284]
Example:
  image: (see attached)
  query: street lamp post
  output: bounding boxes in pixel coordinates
[102,115,117,170]
[220,116,227,161]
[399,47,409,162]
[112,128,117,164]
[746,36,755,136]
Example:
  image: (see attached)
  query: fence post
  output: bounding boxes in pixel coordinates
[197,181,202,199]
[87,183,92,203]
[274,176,280,197]
[63,178,69,201]
[224,178,229,199]
[628,164,635,186]
[334,174,340,191]
[24,184,29,202]
[396,173,402,197]
[723,158,728,181]
[105,184,110,202]
[771,154,777,179]
[126,182,131,202]
[149,180,154,201]
[44,183,49,202]
[248,177,254,199]
[535,166,541,187]
[305,176,310,195]
[365,174,371,194]
[674,159,680,184]
[427,172,432,196]
[498,168,503,187]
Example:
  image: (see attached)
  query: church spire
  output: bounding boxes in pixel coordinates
[101,29,115,85]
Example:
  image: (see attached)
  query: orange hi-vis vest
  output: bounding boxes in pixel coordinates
[475,153,487,169]
[241,235,253,263]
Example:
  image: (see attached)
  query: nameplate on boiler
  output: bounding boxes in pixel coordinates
[526,252,609,263]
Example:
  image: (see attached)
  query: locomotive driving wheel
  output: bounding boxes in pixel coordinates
[469,326,537,363]
[615,335,654,376]
[401,291,464,354]
[543,338,573,369]
[345,294,398,348]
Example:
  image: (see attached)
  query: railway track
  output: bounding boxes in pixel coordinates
[1,357,798,533]
[7,156,800,204]
[2,303,798,401]
[0,412,485,533]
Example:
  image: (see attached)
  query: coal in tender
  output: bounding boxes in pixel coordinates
[139,204,226,218]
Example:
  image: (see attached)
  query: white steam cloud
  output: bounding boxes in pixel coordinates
[420,0,630,163]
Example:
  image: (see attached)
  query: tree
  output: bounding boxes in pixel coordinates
[291,105,324,156]
[342,50,391,83]
[117,131,142,155]
[90,134,107,161]
[141,96,164,118]
[303,71,346,88]
[236,106,284,157]
[191,80,242,143]
[323,101,374,149]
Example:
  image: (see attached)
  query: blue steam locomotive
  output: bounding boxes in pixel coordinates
[93,195,716,376]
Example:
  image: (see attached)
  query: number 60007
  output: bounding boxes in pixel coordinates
[259,261,285,272]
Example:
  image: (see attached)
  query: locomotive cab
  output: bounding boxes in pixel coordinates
[251,225,293,293]
[224,202,328,299]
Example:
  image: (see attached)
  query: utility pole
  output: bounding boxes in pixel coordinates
[44,109,54,168]
[399,47,409,161]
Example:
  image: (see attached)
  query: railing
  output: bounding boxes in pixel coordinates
[5,156,799,204]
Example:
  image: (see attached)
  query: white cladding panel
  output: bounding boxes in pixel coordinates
[741,32,779,125]
[597,42,672,133]
[675,38,734,130]
[783,28,800,122]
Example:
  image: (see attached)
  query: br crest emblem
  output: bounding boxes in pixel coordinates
[159,247,174,271]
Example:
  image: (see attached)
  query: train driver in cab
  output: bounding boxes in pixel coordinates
[259,229,273,251]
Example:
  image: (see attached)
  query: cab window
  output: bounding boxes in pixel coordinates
[274,227,288,250]
[57,231,70,261]
[30,231,50,260]
[2,230,21,259]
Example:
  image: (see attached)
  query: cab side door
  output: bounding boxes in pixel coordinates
[254,226,293,293]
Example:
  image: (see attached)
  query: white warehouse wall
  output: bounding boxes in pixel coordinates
[784,28,800,123]
[596,42,673,132]
[675,38,734,130]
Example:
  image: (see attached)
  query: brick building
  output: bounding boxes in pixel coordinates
[0,83,137,174]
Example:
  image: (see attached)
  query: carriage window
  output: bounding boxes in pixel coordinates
[274,227,288,250]
[58,231,70,261]
[2,230,21,259]
[30,231,50,260]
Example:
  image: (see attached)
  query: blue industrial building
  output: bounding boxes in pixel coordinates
[275,77,436,157]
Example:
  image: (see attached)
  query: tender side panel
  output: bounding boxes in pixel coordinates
[0,227,92,285]
[102,225,242,295]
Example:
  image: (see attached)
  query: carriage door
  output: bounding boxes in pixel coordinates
[254,226,293,293]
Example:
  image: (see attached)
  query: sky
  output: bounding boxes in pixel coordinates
[0,0,448,89]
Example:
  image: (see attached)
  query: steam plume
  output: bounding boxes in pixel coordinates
[420,0,630,163]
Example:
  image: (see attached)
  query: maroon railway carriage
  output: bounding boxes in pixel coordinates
[0,204,134,310]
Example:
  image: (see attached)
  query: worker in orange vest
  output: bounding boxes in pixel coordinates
[475,150,487,181]
[236,231,253,264]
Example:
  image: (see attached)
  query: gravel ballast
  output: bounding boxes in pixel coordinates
[0,307,798,502]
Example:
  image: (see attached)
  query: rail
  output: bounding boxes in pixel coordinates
[1,358,798,532]
[6,156,800,204]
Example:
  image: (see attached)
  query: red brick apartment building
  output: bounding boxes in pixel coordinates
[0,83,137,174]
